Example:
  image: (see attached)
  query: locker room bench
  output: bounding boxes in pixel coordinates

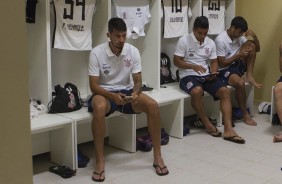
[31,114,76,169]
[31,82,253,169]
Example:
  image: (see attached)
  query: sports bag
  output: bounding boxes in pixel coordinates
[160,53,175,85]
[48,83,83,113]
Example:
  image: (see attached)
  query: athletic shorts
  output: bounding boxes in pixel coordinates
[179,75,227,100]
[219,59,247,84]
[88,89,137,117]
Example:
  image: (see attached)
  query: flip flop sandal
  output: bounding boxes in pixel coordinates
[224,136,245,144]
[49,166,76,179]
[207,125,222,137]
[92,170,105,182]
[153,164,169,176]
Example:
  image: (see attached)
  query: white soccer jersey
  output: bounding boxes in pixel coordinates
[89,42,142,91]
[214,30,247,69]
[114,0,151,39]
[202,0,225,35]
[53,0,96,50]
[162,0,189,38]
[174,32,217,79]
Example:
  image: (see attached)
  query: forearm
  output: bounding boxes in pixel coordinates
[91,84,115,100]
[210,59,218,73]
[132,72,142,95]
[218,54,241,68]
[89,76,115,100]
[173,56,194,69]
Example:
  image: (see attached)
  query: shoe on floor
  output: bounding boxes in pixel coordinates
[92,170,105,182]
[258,102,271,114]
[49,165,76,179]
[153,164,169,176]
[207,125,222,137]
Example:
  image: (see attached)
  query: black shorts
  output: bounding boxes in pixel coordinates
[88,89,137,117]
[219,59,247,84]
[179,75,227,100]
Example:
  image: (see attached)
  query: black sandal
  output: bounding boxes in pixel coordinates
[92,170,105,182]
[49,166,76,179]
[153,164,169,176]
[207,124,222,137]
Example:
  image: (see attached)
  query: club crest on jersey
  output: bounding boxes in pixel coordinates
[186,82,193,90]
[204,47,210,55]
[124,58,132,68]
[122,12,127,19]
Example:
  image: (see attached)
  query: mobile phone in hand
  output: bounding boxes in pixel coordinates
[123,96,133,100]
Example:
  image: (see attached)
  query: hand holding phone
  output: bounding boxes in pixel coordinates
[123,96,133,100]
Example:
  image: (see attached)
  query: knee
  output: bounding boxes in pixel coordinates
[92,100,107,115]
[217,87,230,99]
[233,79,245,89]
[274,84,282,97]
[146,99,159,112]
[191,87,203,96]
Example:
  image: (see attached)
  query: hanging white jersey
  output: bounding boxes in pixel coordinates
[53,0,96,50]
[202,0,225,35]
[114,0,151,39]
[162,0,189,38]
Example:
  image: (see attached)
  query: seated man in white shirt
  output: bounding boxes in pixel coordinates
[214,16,261,126]
[174,16,245,144]
[88,17,168,182]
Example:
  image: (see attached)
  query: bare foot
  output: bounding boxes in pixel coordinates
[245,77,263,88]
[273,133,282,143]
[251,81,263,88]
[243,115,257,126]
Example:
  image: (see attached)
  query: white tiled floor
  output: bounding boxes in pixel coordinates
[33,111,282,184]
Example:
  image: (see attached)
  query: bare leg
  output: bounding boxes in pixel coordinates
[190,87,219,134]
[215,86,243,138]
[91,96,109,181]
[244,41,263,88]
[273,82,282,142]
[229,74,257,126]
[132,93,168,175]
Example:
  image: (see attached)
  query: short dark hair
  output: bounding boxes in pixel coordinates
[108,17,127,33]
[231,16,248,32]
[193,16,209,29]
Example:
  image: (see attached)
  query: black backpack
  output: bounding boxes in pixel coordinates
[160,53,175,85]
[48,83,83,113]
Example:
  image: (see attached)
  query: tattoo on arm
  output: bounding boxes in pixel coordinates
[132,72,142,95]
